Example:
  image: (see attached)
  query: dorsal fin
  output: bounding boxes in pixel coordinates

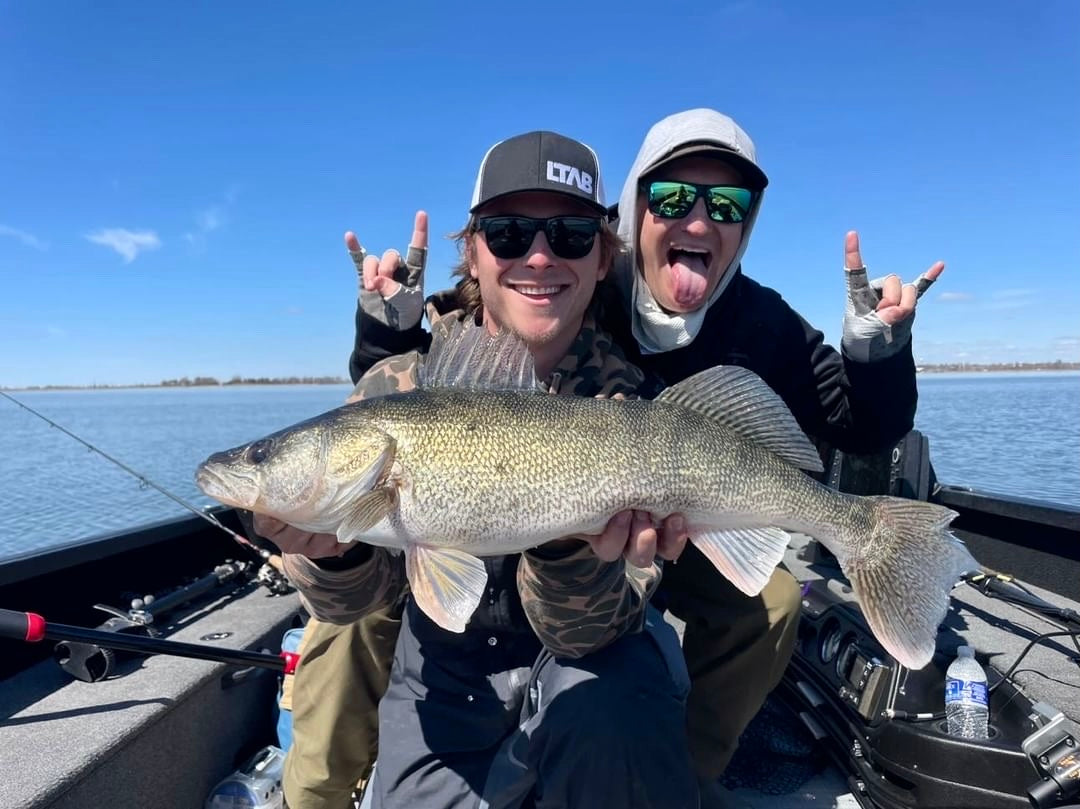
[417,316,541,392]
[655,366,824,472]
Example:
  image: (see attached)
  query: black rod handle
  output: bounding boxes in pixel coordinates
[0,609,296,673]
[0,608,41,642]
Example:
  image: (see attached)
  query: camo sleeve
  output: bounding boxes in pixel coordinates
[345,308,469,402]
[517,541,661,659]
[346,351,421,402]
[281,549,406,624]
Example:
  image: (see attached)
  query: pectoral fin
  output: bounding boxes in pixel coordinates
[335,487,397,543]
[690,526,791,596]
[405,545,487,633]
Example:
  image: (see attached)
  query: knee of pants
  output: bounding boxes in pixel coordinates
[523,640,696,807]
[537,635,686,748]
[765,568,803,631]
[761,569,802,685]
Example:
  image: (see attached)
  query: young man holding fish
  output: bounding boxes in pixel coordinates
[257,131,700,808]
[342,108,948,805]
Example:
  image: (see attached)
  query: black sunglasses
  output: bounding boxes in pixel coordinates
[473,216,603,260]
[641,181,754,223]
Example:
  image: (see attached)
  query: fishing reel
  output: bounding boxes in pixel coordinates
[256,562,293,596]
[54,613,155,682]
[54,560,258,682]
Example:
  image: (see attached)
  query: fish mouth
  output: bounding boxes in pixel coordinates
[195,461,259,509]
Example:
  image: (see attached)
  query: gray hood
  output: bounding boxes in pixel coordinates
[615,108,767,353]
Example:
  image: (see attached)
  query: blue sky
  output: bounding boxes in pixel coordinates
[1,1,1077,387]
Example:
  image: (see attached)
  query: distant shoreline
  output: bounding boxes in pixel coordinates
[4,378,351,392]
[5,363,1080,391]
[916,362,1080,374]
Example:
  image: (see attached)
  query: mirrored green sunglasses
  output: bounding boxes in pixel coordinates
[641,181,754,223]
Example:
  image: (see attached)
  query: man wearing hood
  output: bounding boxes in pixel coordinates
[288,109,940,806]
[597,109,939,795]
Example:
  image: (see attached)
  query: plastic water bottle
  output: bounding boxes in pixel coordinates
[945,646,989,739]
[205,745,286,809]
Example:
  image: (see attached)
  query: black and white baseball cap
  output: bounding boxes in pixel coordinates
[469,131,608,216]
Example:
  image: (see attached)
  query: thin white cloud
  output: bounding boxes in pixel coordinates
[938,291,973,302]
[184,189,238,248]
[86,228,162,263]
[0,224,48,251]
[992,289,1038,300]
[915,333,1080,365]
[986,288,1038,311]
[184,207,223,247]
[197,207,224,232]
[45,325,67,338]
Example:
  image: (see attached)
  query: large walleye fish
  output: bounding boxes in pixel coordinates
[195,320,977,668]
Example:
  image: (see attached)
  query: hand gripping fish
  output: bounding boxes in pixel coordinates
[195,320,978,669]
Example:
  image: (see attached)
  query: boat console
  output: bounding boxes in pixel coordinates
[783,534,1080,809]
[774,431,1080,808]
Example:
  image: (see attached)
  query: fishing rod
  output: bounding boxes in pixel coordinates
[0,608,298,674]
[0,389,284,578]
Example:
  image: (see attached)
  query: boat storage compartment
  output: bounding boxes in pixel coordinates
[0,585,300,809]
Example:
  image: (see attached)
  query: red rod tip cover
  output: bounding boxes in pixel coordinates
[281,650,300,675]
[25,612,46,643]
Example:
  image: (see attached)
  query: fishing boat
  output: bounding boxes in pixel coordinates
[1,433,1078,809]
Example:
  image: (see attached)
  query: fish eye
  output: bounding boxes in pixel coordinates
[247,439,273,465]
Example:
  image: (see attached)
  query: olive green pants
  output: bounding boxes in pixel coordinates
[282,606,401,809]
[661,545,803,779]
[282,554,801,802]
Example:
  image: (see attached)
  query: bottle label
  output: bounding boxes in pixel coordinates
[945,678,988,706]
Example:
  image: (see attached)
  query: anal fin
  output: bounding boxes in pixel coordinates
[405,545,487,633]
[690,526,791,596]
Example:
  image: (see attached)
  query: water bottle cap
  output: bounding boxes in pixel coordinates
[957,645,974,657]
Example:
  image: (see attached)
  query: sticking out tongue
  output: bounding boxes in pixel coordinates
[668,251,710,308]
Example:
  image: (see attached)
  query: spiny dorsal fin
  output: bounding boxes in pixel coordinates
[656,366,824,472]
[417,316,541,392]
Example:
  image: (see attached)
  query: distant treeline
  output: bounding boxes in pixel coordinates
[9,376,350,391]
[161,375,349,386]
[917,361,1080,373]
[8,361,1079,392]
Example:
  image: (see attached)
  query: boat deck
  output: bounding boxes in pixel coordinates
[1,530,1077,808]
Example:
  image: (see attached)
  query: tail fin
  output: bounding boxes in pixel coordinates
[841,497,978,670]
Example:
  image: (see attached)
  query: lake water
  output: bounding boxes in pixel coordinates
[1,373,1077,561]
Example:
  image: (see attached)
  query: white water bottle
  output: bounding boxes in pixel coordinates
[945,646,989,739]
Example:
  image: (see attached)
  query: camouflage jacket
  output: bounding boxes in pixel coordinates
[283,307,661,659]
